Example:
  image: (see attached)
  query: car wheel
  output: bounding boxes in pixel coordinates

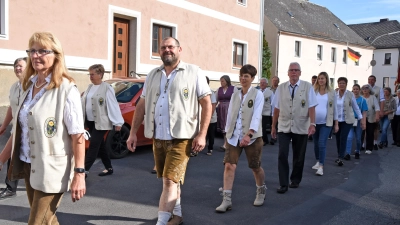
[105,125,130,159]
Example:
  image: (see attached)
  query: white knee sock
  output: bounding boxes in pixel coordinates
[172,198,182,217]
[156,211,171,225]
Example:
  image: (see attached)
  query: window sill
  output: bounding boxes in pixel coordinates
[232,66,242,70]
[382,64,392,66]
[237,2,247,7]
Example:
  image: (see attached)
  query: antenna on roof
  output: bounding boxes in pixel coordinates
[287,12,294,18]
[333,23,340,29]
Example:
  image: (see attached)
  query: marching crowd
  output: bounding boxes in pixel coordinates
[0,32,398,225]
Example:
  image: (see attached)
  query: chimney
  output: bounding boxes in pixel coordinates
[380,18,389,22]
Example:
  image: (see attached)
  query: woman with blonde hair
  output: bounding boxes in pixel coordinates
[7,32,86,224]
[311,72,338,175]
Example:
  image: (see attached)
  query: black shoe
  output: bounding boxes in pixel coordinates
[308,136,313,141]
[355,152,360,159]
[289,182,299,188]
[337,159,344,166]
[269,140,275,145]
[151,169,157,174]
[263,141,268,146]
[344,154,351,160]
[0,189,16,199]
[373,144,378,150]
[206,150,212,156]
[378,143,383,149]
[384,142,388,147]
[98,168,113,176]
[190,152,198,157]
[361,147,365,151]
[219,146,226,151]
[277,186,288,194]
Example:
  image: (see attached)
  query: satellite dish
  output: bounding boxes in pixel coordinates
[370,60,376,66]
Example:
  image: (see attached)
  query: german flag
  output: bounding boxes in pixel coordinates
[348,47,361,62]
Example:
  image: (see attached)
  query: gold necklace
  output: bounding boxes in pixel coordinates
[34,80,47,89]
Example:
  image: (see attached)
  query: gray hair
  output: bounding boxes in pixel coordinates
[271,76,280,83]
[362,84,374,95]
[260,78,268,83]
[289,62,301,71]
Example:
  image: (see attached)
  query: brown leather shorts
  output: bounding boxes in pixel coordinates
[223,137,263,168]
[153,139,192,184]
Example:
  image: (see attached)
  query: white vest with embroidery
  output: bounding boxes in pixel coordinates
[340,91,356,124]
[261,88,273,116]
[225,88,263,140]
[12,78,75,193]
[144,62,205,139]
[277,80,311,134]
[81,82,113,130]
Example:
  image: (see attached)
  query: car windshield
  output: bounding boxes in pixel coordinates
[105,80,144,103]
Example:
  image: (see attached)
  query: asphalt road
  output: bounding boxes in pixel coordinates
[0,106,399,225]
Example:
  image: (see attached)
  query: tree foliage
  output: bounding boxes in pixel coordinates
[262,31,272,79]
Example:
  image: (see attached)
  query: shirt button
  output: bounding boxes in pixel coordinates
[31,141,35,144]
[29,112,32,115]
[29,127,34,130]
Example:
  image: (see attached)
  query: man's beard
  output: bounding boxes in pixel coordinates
[161,53,178,66]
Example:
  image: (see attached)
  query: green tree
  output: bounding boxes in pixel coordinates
[262,31,272,79]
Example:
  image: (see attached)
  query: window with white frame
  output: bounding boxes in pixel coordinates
[317,45,323,60]
[384,53,391,65]
[233,42,246,68]
[295,41,301,57]
[0,0,7,36]
[331,47,336,62]
[354,80,358,85]
[237,0,247,6]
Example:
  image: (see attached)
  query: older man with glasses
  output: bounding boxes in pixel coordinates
[271,62,317,194]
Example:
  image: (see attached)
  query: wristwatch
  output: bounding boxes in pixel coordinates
[74,168,85,173]
[247,133,253,138]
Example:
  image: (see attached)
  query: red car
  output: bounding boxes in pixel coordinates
[85,78,152,159]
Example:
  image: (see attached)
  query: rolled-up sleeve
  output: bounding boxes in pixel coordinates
[106,86,124,126]
[196,69,211,99]
[249,91,264,133]
[308,87,318,108]
[64,86,85,135]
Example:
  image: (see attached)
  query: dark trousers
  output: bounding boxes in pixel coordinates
[5,158,19,192]
[262,116,271,143]
[361,121,377,150]
[84,120,112,171]
[335,122,353,159]
[278,132,308,186]
[206,122,216,150]
[391,115,400,143]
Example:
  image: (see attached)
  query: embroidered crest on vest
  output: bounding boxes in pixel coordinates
[44,117,57,138]
[349,101,351,106]
[265,97,269,102]
[99,97,104,106]
[248,99,254,108]
[301,99,306,107]
[329,101,333,107]
[182,88,189,100]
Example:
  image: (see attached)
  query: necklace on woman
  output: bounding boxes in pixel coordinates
[34,80,47,89]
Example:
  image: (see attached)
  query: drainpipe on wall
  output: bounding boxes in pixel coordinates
[258,0,265,83]
[276,31,281,78]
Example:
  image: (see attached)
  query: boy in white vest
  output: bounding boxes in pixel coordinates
[368,75,385,150]
[126,37,212,225]
[271,62,317,194]
[216,64,266,213]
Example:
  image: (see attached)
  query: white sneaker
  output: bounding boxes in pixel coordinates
[365,150,372,154]
[312,161,320,170]
[316,167,323,176]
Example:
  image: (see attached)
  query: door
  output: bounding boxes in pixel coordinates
[113,18,129,77]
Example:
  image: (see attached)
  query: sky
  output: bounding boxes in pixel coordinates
[309,0,400,24]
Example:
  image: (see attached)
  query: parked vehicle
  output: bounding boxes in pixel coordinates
[85,78,152,159]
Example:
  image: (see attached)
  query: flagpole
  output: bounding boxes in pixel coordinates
[346,42,348,78]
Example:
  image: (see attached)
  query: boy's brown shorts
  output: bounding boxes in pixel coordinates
[223,137,263,168]
[153,139,192,184]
